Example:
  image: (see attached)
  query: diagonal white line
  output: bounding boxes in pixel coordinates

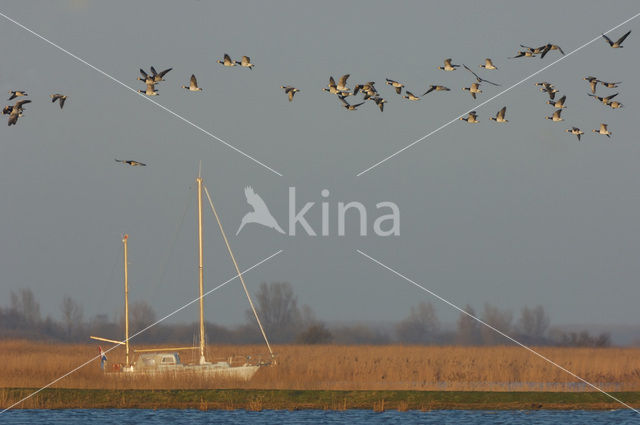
[0,249,283,414]
[0,11,283,177]
[356,249,640,414]
[356,11,640,177]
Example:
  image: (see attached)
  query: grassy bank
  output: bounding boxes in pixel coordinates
[2,388,640,411]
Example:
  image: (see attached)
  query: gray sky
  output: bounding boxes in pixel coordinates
[1,1,639,330]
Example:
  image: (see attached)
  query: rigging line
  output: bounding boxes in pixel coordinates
[357,249,640,415]
[0,11,283,177]
[0,249,282,415]
[149,185,194,295]
[202,184,274,357]
[356,11,640,177]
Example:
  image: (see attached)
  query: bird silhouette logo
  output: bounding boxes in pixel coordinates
[236,186,285,235]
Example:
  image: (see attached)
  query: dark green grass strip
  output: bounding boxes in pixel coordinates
[2,388,640,411]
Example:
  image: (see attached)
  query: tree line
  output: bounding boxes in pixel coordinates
[0,284,610,347]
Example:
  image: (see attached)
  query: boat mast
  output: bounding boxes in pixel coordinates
[123,234,130,369]
[196,175,206,365]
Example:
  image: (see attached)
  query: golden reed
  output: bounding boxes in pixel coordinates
[1,340,639,392]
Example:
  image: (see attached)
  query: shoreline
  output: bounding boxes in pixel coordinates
[2,388,639,411]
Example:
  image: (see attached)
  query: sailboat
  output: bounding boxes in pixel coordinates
[90,173,274,380]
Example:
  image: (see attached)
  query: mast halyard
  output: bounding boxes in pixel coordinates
[123,234,130,369]
[196,176,206,365]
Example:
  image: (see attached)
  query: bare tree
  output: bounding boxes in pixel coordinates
[456,304,482,345]
[10,288,41,325]
[395,301,440,344]
[60,295,83,338]
[516,305,549,344]
[129,300,157,335]
[480,303,513,345]
[247,282,301,342]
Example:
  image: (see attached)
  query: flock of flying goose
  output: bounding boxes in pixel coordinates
[276,31,630,142]
[3,31,632,162]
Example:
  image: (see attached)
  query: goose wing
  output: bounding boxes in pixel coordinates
[497,106,506,119]
[604,92,618,101]
[423,85,436,95]
[157,67,172,78]
[190,74,198,89]
[557,95,566,106]
[14,99,31,110]
[602,33,614,46]
[616,30,631,45]
[338,74,350,89]
[463,64,481,82]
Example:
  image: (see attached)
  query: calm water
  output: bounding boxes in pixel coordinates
[1,409,638,424]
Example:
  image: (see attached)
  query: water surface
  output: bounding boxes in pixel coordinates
[2,409,639,424]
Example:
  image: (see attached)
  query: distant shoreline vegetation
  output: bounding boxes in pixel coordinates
[0,285,615,347]
[2,388,640,411]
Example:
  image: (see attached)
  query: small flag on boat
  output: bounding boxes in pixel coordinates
[99,346,107,369]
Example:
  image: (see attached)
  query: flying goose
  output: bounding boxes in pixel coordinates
[489,106,508,123]
[588,92,617,104]
[460,111,479,123]
[370,96,387,112]
[385,78,405,94]
[8,91,28,100]
[217,53,236,66]
[138,69,155,85]
[592,123,612,138]
[422,85,450,95]
[182,74,202,91]
[510,50,536,58]
[547,95,567,108]
[602,30,631,48]
[540,43,565,58]
[463,64,500,86]
[439,58,460,71]
[584,76,599,94]
[2,100,29,114]
[50,93,68,109]
[403,91,421,101]
[566,127,584,140]
[115,159,146,166]
[462,83,482,99]
[323,76,344,95]
[520,44,547,54]
[150,66,172,82]
[598,80,621,89]
[480,58,498,70]
[7,99,31,126]
[361,84,378,99]
[545,109,564,122]
[235,56,254,69]
[542,86,559,100]
[138,82,158,96]
[338,95,364,110]
[280,85,300,102]
[354,82,377,97]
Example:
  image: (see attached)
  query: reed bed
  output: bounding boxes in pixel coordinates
[1,340,640,392]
